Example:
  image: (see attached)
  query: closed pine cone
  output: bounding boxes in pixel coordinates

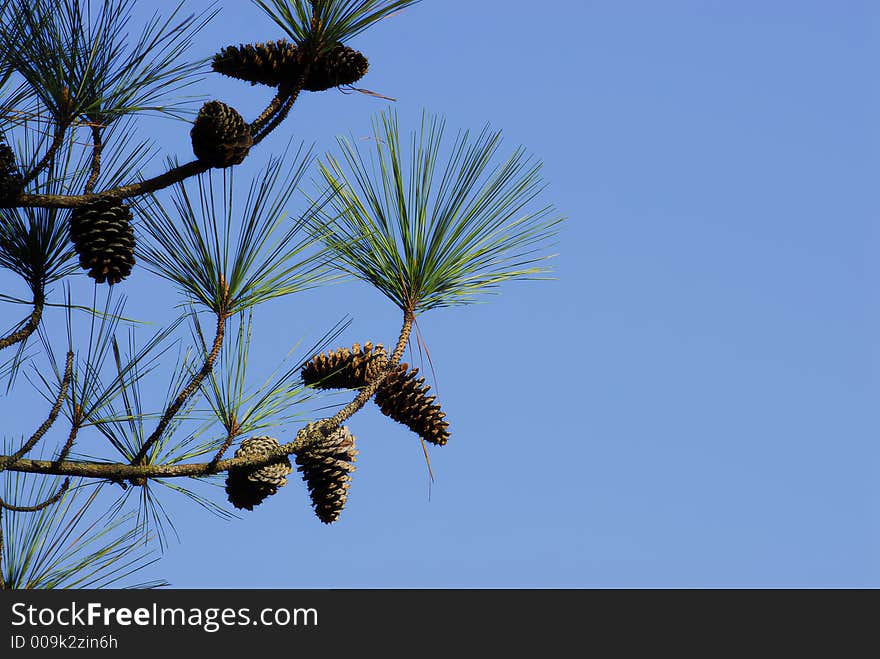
[374,363,450,446]
[225,436,293,511]
[212,40,299,87]
[304,45,369,91]
[190,101,253,168]
[68,196,136,285]
[295,423,358,524]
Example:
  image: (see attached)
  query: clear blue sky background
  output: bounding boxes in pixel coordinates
[4,0,877,587]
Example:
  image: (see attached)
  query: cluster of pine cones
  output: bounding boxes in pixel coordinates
[212,40,369,91]
[224,425,358,524]
[302,342,451,446]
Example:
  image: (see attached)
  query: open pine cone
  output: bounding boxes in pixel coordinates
[225,436,293,511]
[374,363,450,446]
[301,341,388,390]
[294,424,358,524]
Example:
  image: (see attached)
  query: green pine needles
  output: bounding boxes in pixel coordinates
[254,0,421,52]
[314,110,562,313]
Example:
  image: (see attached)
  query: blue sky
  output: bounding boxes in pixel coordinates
[4,0,877,587]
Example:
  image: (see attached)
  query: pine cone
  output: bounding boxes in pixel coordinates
[301,341,388,389]
[0,138,22,202]
[212,40,300,87]
[305,45,369,91]
[295,424,358,524]
[374,363,450,446]
[69,197,135,285]
[212,41,368,92]
[225,436,293,511]
[190,101,253,168]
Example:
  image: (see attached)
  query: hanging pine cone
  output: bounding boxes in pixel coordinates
[301,341,388,390]
[68,196,135,285]
[190,101,253,168]
[212,40,300,87]
[225,436,293,511]
[295,424,358,524]
[374,363,451,446]
[0,137,22,202]
[304,45,369,91]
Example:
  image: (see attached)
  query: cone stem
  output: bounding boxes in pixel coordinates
[326,310,414,428]
[84,125,103,195]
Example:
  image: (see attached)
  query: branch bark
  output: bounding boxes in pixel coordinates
[84,125,104,195]
[326,310,414,428]
[0,289,44,352]
[132,312,227,466]
[0,477,69,513]
[0,429,320,480]
[0,352,73,472]
[21,125,66,188]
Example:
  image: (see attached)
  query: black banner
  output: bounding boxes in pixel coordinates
[0,589,871,653]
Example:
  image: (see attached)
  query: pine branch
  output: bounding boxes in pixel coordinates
[0,478,69,513]
[326,309,413,427]
[132,312,227,466]
[84,125,104,195]
[4,87,308,209]
[0,289,44,352]
[0,427,324,480]
[20,124,67,188]
[0,352,73,471]
[0,509,5,590]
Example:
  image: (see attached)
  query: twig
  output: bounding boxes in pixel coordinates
[84,125,103,195]
[0,352,73,473]
[0,289,44,352]
[250,90,292,136]
[326,309,414,428]
[20,125,66,188]
[208,417,240,468]
[0,430,322,480]
[53,421,80,468]
[0,477,70,513]
[132,312,227,466]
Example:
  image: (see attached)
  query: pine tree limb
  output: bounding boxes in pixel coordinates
[132,312,227,466]
[0,477,69,513]
[0,289,44,352]
[0,352,73,472]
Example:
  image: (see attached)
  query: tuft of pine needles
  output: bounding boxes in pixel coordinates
[254,0,420,52]
[312,109,563,313]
